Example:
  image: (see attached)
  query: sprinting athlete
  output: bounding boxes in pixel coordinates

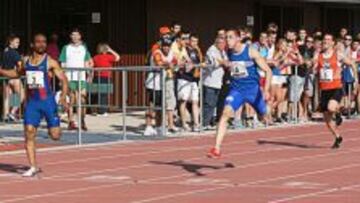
[208,29,272,158]
[0,33,69,177]
[314,34,358,149]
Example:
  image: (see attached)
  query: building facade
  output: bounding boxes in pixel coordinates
[1,0,360,106]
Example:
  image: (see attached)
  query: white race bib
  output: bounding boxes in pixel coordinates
[26,71,45,89]
[319,67,333,82]
[231,62,248,78]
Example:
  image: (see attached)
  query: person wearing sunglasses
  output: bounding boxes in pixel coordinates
[299,36,316,121]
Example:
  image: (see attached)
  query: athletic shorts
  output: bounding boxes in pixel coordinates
[272,75,287,85]
[225,85,267,116]
[24,97,60,128]
[177,79,199,102]
[69,81,88,91]
[320,88,343,112]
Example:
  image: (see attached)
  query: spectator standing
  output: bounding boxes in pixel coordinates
[144,38,178,136]
[176,34,202,132]
[59,28,94,131]
[93,43,120,116]
[1,34,25,122]
[47,33,60,61]
[299,36,315,121]
[203,37,227,130]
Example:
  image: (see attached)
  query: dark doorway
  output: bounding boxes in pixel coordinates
[30,0,107,53]
[324,7,351,36]
[259,4,303,36]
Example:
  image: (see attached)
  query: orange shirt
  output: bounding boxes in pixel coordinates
[317,51,342,90]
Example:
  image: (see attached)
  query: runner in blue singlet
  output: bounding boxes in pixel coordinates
[208,29,272,158]
[0,34,69,177]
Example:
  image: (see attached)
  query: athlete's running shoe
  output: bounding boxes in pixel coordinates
[332,136,343,149]
[207,147,221,159]
[22,167,41,177]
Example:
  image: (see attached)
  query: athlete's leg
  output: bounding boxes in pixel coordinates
[24,125,38,169]
[325,100,341,139]
[214,106,234,150]
[210,90,243,156]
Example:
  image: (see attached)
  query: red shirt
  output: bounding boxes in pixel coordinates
[93,54,116,78]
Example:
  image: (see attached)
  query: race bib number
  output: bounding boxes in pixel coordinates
[26,71,45,89]
[231,62,248,78]
[319,68,333,82]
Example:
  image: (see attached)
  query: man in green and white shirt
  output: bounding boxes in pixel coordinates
[59,28,93,131]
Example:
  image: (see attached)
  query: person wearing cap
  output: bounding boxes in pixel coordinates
[150,26,172,55]
[144,37,179,136]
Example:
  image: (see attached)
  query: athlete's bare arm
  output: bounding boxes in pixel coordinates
[49,57,69,109]
[250,47,272,98]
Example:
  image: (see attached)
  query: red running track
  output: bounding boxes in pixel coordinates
[0,121,360,203]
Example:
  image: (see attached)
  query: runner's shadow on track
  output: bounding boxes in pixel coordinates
[149,160,235,176]
[0,163,29,174]
[257,140,325,149]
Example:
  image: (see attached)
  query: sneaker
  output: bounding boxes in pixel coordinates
[182,124,191,132]
[68,121,78,131]
[207,147,221,159]
[168,127,179,134]
[232,120,245,130]
[144,126,157,136]
[99,113,108,117]
[156,127,171,136]
[193,126,201,133]
[332,136,343,149]
[7,113,18,122]
[204,125,216,131]
[22,167,41,177]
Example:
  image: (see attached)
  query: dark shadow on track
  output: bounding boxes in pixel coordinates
[257,140,325,149]
[149,160,235,176]
[0,163,29,174]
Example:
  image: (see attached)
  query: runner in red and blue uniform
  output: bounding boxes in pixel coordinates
[0,33,69,177]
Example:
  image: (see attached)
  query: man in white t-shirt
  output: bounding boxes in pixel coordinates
[59,28,93,131]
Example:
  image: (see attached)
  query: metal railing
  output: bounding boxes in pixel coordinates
[1,65,358,146]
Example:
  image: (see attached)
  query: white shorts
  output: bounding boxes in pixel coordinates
[272,75,287,85]
[177,79,199,102]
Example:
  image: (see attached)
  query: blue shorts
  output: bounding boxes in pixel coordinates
[224,85,267,116]
[24,97,60,128]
